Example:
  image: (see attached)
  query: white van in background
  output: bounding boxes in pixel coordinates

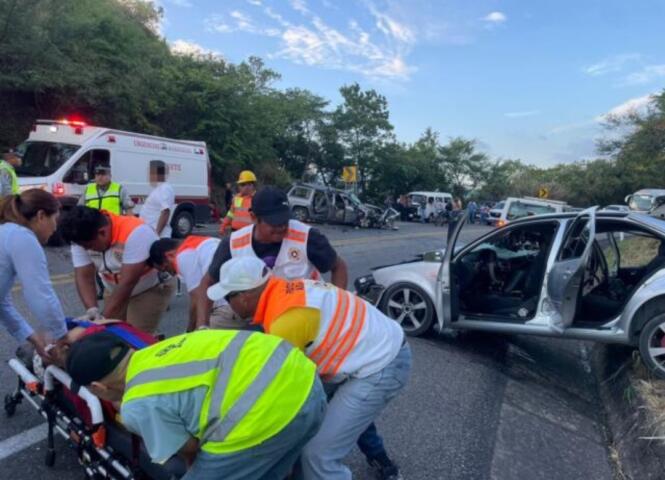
[15,118,213,237]
[408,191,453,221]
[488,196,568,227]
[625,189,665,213]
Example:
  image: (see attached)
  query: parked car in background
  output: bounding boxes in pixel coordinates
[408,191,453,222]
[626,189,665,213]
[355,210,665,378]
[487,197,568,227]
[602,205,631,213]
[15,118,212,237]
[287,183,398,229]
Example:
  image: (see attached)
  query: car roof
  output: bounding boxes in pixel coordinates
[505,210,665,234]
[635,189,665,196]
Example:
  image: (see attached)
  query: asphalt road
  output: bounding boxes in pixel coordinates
[0,221,617,479]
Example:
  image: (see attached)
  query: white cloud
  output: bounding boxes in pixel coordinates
[483,11,507,24]
[206,3,416,80]
[168,0,192,7]
[289,0,309,15]
[596,94,655,122]
[504,110,540,118]
[247,0,262,5]
[583,53,642,76]
[623,64,665,85]
[170,39,220,58]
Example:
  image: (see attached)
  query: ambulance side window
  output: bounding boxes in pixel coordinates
[63,149,110,184]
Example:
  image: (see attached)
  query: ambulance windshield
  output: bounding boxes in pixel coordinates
[15,141,79,177]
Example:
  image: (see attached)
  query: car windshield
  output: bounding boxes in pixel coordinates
[411,194,426,205]
[629,194,653,211]
[493,202,505,210]
[15,141,79,177]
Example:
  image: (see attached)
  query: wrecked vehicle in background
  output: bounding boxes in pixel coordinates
[355,209,665,379]
[287,183,399,229]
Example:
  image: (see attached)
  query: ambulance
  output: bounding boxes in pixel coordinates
[15,118,213,237]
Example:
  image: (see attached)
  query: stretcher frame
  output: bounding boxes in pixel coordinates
[5,358,151,479]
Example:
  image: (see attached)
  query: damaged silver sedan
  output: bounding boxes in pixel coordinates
[355,209,665,378]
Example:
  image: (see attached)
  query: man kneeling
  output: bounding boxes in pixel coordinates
[66,329,326,480]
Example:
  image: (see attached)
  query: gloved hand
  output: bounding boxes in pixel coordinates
[77,307,105,322]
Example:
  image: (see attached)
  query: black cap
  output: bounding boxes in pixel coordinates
[251,186,291,225]
[66,331,130,385]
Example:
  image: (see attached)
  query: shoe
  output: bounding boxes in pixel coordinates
[367,453,402,480]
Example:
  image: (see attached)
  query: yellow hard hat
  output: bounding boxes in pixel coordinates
[237,170,257,184]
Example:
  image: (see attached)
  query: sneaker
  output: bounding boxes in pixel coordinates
[367,453,402,480]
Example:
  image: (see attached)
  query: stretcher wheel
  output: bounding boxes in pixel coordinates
[45,449,56,467]
[4,394,17,417]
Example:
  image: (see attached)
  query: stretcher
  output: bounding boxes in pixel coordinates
[4,345,186,479]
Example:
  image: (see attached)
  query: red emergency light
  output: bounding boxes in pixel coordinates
[56,117,87,127]
[52,182,65,196]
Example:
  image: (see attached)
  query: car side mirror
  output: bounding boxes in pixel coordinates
[624,195,632,204]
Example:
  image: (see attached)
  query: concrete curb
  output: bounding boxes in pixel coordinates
[592,344,665,479]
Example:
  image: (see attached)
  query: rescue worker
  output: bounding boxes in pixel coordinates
[0,149,21,197]
[0,189,68,360]
[195,186,400,479]
[220,170,256,235]
[66,329,327,480]
[197,186,347,328]
[207,257,412,480]
[147,235,220,332]
[78,164,134,215]
[59,206,176,334]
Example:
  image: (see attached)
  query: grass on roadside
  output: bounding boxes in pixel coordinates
[632,353,665,442]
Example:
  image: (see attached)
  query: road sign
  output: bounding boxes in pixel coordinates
[342,165,357,183]
[538,187,549,199]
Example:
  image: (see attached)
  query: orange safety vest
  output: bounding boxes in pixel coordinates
[96,212,156,291]
[221,194,254,232]
[254,277,403,380]
[174,235,213,274]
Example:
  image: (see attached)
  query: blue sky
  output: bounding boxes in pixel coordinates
[159,0,665,166]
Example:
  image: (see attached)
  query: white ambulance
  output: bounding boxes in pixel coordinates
[15,118,213,237]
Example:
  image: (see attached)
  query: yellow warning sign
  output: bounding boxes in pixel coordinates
[342,166,357,183]
[538,187,549,199]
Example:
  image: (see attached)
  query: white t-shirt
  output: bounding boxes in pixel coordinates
[71,224,160,295]
[176,238,220,292]
[140,183,176,238]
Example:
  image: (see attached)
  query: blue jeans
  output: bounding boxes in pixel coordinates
[301,343,412,480]
[183,378,327,480]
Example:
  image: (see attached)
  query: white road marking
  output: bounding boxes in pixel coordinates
[0,423,48,461]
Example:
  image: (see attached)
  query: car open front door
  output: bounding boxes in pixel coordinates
[436,212,467,329]
[544,207,597,332]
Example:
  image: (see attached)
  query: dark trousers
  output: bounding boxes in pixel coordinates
[357,422,386,459]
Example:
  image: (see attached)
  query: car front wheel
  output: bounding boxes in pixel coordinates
[638,313,665,379]
[379,282,435,336]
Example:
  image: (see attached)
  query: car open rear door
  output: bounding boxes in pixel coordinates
[436,211,468,328]
[544,207,597,331]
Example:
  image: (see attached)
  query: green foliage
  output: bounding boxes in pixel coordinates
[1,0,662,209]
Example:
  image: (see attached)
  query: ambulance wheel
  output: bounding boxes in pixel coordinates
[172,211,194,238]
[4,394,17,417]
[45,449,56,467]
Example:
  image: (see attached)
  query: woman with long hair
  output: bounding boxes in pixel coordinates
[0,189,67,359]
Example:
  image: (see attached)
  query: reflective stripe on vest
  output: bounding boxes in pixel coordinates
[174,235,213,274]
[230,220,320,280]
[254,278,368,379]
[0,160,18,194]
[85,182,121,214]
[227,194,254,230]
[123,330,316,454]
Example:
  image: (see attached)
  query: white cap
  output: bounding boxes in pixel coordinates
[207,257,272,302]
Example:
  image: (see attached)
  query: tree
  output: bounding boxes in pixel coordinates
[332,83,394,190]
[438,137,490,199]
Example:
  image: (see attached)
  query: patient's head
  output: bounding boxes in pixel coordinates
[66,331,134,402]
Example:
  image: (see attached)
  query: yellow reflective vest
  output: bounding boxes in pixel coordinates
[84,182,122,214]
[122,330,316,454]
[0,160,19,195]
